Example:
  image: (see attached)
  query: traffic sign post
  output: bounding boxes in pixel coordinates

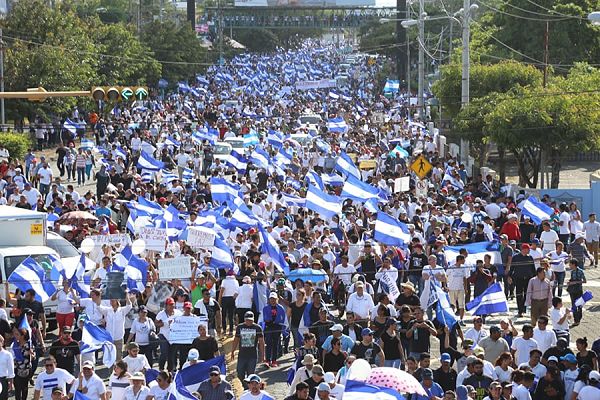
[410,154,433,180]
[415,179,429,198]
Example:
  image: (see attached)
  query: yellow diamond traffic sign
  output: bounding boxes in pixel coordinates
[410,154,432,180]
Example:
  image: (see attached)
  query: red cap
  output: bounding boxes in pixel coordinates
[158,197,167,203]
[165,297,175,305]
[521,243,530,250]
[258,261,266,268]
[183,301,193,309]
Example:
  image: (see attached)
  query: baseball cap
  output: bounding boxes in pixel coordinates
[362,328,374,336]
[441,353,451,363]
[531,238,540,245]
[269,292,278,299]
[547,356,559,363]
[165,297,175,305]
[456,385,469,400]
[422,368,433,380]
[462,338,474,348]
[590,370,600,382]
[23,308,34,315]
[317,382,331,392]
[466,355,479,365]
[521,243,530,250]
[323,372,336,384]
[52,387,64,394]
[209,366,221,375]
[188,349,199,361]
[330,324,344,332]
[490,326,501,333]
[312,365,324,376]
[82,360,94,369]
[244,374,262,383]
[244,311,254,319]
[183,301,193,309]
[561,353,577,364]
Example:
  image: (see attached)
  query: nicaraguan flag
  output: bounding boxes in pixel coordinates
[181,168,194,183]
[225,150,248,173]
[306,170,324,191]
[69,253,91,298]
[210,177,241,204]
[445,241,501,267]
[192,128,217,145]
[133,196,164,217]
[573,291,593,313]
[114,146,127,160]
[165,136,180,147]
[466,282,509,315]
[113,246,148,293]
[335,152,361,179]
[328,116,348,133]
[178,82,191,93]
[80,321,117,367]
[80,138,95,150]
[169,356,226,397]
[137,150,165,171]
[259,225,289,274]
[243,132,260,147]
[141,169,154,183]
[63,118,84,136]
[344,379,409,400]
[74,392,93,400]
[341,175,380,203]
[250,148,270,169]
[434,283,458,329]
[48,253,76,281]
[383,79,400,93]
[305,185,342,220]
[282,193,306,207]
[442,172,465,190]
[389,144,409,159]
[210,236,235,272]
[521,197,553,224]
[161,170,179,184]
[8,257,56,302]
[322,173,345,187]
[374,212,411,247]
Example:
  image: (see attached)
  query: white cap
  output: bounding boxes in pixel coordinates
[330,324,344,332]
[269,292,278,299]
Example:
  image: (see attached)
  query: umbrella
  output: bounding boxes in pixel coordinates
[287,268,327,283]
[367,367,427,396]
[57,211,98,226]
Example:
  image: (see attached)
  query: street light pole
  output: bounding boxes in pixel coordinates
[460,0,474,165]
[417,0,425,120]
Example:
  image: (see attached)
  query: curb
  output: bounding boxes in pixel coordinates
[221,336,244,396]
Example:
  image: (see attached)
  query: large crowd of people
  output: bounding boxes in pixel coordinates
[0,42,599,400]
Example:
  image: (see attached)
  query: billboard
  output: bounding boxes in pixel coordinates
[235,0,375,6]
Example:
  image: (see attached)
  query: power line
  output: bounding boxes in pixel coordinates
[477,0,573,22]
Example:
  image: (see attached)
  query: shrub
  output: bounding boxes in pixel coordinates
[0,131,33,160]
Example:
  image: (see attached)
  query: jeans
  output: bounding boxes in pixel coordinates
[57,160,65,177]
[14,375,28,400]
[159,334,176,371]
[384,359,402,368]
[265,324,281,362]
[237,357,257,388]
[408,274,423,296]
[85,164,93,180]
[77,167,85,185]
[174,344,191,370]
[66,164,75,180]
[221,297,236,334]
[553,271,566,297]
[140,343,155,368]
[569,290,583,323]
[39,183,49,197]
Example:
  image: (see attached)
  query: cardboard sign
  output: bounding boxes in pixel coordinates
[90,234,130,247]
[295,79,337,91]
[158,257,191,280]
[394,176,410,193]
[187,227,216,248]
[359,160,377,170]
[140,227,167,252]
[145,282,175,314]
[169,315,208,344]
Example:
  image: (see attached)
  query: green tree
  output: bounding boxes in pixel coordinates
[232,28,280,53]
[141,21,209,84]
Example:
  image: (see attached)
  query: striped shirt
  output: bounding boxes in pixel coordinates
[34,368,75,400]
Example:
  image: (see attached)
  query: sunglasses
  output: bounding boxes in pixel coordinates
[45,364,55,367]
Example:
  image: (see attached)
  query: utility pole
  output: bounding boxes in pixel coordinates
[218,0,224,67]
[0,28,5,128]
[417,0,424,119]
[396,0,407,89]
[543,21,549,87]
[460,0,472,165]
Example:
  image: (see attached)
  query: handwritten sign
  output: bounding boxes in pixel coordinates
[394,176,410,193]
[146,282,174,314]
[140,227,167,252]
[379,271,400,303]
[187,227,216,248]
[169,315,208,344]
[158,257,191,280]
[296,79,337,91]
[90,234,130,247]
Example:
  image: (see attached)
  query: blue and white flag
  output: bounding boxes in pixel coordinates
[259,225,289,274]
[389,144,409,159]
[114,146,127,160]
[210,177,240,204]
[250,148,270,169]
[8,257,56,302]
[305,185,342,220]
[181,168,194,183]
[48,253,76,281]
[133,196,164,217]
[282,193,306,207]
[162,170,179,184]
[63,118,84,136]
[341,175,380,203]
[374,212,411,247]
[328,117,348,133]
[441,172,465,190]
[322,173,345,187]
[572,291,593,313]
[444,241,501,267]
[74,392,93,400]
[335,152,361,179]
[306,170,324,191]
[113,246,148,293]
[210,236,235,272]
[521,197,553,225]
[434,283,458,329]
[137,150,165,171]
[169,356,226,398]
[165,136,180,147]
[466,283,509,315]
[383,79,400,93]
[344,379,408,400]
[141,170,154,183]
[178,82,191,93]
[243,132,260,147]
[80,138,95,150]
[80,321,117,367]
[225,150,248,173]
[69,253,91,298]
[192,128,217,145]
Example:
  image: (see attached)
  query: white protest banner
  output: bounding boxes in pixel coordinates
[380,271,400,303]
[394,176,410,193]
[296,79,337,91]
[158,257,191,280]
[169,315,208,344]
[187,226,216,248]
[90,234,130,247]
[140,227,167,252]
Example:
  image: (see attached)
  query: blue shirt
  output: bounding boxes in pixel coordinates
[411,382,444,400]
[322,333,355,353]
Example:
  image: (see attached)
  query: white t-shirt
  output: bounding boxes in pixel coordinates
[446,265,469,291]
[56,290,75,314]
[122,354,150,374]
[519,362,546,380]
[533,328,557,354]
[130,318,156,345]
[155,309,182,339]
[564,368,579,400]
[35,368,76,400]
[108,374,130,400]
[464,328,489,346]
[578,385,600,400]
[70,374,106,399]
[333,264,357,285]
[494,365,513,383]
[220,276,240,297]
[235,284,254,309]
[547,251,568,273]
[511,337,539,365]
[148,384,172,400]
[559,212,571,235]
[550,308,569,331]
[240,391,273,400]
[38,167,53,185]
[513,384,532,400]
[122,385,151,400]
[540,230,560,252]
[529,248,544,269]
